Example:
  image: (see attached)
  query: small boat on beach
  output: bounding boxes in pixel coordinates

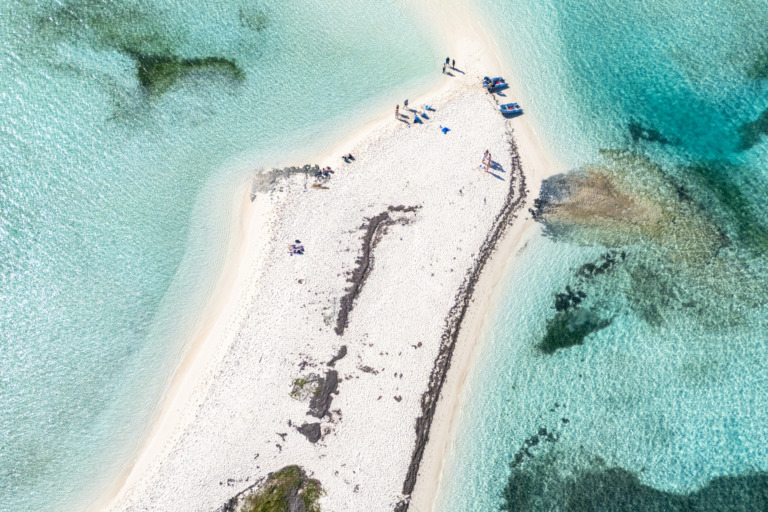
[483,76,507,90]
[499,102,523,116]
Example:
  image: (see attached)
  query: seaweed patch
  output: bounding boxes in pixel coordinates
[37,0,245,96]
[538,309,611,354]
[531,151,768,331]
[628,120,672,145]
[738,108,768,151]
[125,52,245,95]
[500,449,768,512]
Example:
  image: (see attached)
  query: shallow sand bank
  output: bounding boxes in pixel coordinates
[106,16,559,510]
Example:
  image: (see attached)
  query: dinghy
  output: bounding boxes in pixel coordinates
[483,76,507,90]
[499,102,523,116]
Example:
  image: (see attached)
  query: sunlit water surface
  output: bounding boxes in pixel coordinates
[0,1,438,510]
[436,0,768,510]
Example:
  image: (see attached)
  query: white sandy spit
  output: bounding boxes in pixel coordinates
[106,44,550,512]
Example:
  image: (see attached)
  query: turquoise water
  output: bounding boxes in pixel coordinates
[0,1,438,510]
[437,0,768,510]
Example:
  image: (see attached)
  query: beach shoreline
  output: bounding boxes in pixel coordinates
[104,4,563,510]
[93,185,278,511]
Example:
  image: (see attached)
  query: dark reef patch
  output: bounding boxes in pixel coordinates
[746,40,768,79]
[501,453,768,512]
[238,7,270,32]
[576,251,625,279]
[38,0,245,97]
[537,250,622,354]
[628,120,672,145]
[509,426,561,470]
[125,52,245,95]
[530,151,768,332]
[554,286,586,312]
[681,161,768,255]
[738,108,768,151]
[538,308,611,354]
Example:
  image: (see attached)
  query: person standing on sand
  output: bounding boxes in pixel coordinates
[452,59,455,69]
[404,99,409,110]
[442,63,446,74]
[445,57,450,66]
[395,104,399,118]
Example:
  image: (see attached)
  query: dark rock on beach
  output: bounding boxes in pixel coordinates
[297,422,322,443]
[326,345,347,367]
[308,370,338,419]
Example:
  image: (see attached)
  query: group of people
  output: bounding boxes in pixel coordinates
[289,240,305,256]
[395,99,414,120]
[316,167,334,180]
[481,149,492,171]
[395,100,434,124]
[442,57,456,74]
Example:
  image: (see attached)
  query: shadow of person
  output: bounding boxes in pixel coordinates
[489,161,505,172]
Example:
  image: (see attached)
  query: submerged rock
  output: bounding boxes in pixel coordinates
[501,450,768,512]
[628,120,671,145]
[37,0,245,97]
[538,308,611,354]
[738,108,768,151]
[125,52,245,95]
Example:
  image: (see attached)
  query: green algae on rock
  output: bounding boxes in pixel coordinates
[226,466,323,512]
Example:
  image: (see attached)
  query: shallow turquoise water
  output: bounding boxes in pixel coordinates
[437,0,768,510]
[0,1,438,510]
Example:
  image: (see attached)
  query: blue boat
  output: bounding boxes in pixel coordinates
[499,102,523,116]
[483,76,507,90]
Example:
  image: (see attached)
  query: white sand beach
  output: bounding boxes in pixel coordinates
[104,11,561,511]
